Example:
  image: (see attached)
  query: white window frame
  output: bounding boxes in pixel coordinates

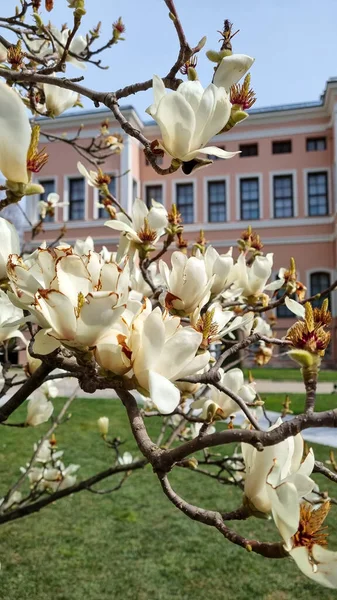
[93,170,119,219]
[236,173,263,222]
[143,181,166,209]
[303,167,331,217]
[172,178,197,224]
[63,174,88,222]
[203,175,230,223]
[269,170,298,219]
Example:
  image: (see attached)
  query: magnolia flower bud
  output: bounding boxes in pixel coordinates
[98,416,109,437]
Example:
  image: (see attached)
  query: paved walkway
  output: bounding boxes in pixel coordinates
[54,378,336,398]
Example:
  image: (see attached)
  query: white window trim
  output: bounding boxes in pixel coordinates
[303,167,331,217]
[236,173,263,221]
[306,267,337,317]
[269,170,298,219]
[172,178,197,224]
[203,175,230,224]
[93,170,119,220]
[143,180,167,209]
[63,174,88,222]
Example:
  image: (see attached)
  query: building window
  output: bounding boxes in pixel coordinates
[207,146,226,160]
[306,137,327,152]
[208,180,226,223]
[98,176,116,219]
[239,143,258,157]
[272,140,292,154]
[310,272,331,309]
[69,177,85,221]
[273,175,294,218]
[145,185,163,208]
[39,179,55,222]
[307,172,329,216]
[240,177,260,220]
[176,183,194,223]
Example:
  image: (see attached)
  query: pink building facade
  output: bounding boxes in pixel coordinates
[25,79,337,366]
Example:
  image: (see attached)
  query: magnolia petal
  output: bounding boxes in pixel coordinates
[155,91,195,159]
[33,328,61,355]
[213,54,255,91]
[290,545,337,589]
[105,219,141,242]
[285,297,306,319]
[0,82,31,183]
[183,146,239,162]
[148,370,180,414]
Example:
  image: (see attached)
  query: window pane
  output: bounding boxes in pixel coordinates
[272,140,292,154]
[306,137,327,152]
[273,175,294,218]
[98,176,116,219]
[310,272,331,309]
[239,143,258,157]
[69,178,85,221]
[208,181,226,222]
[308,172,328,216]
[240,178,259,220]
[145,185,163,208]
[176,183,194,224]
[39,179,55,222]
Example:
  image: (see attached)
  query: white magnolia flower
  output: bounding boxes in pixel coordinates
[43,83,78,116]
[98,416,109,437]
[0,81,32,184]
[130,303,210,414]
[118,452,133,465]
[0,217,20,279]
[213,54,255,91]
[159,252,214,317]
[227,253,274,300]
[130,251,163,298]
[242,419,310,514]
[105,198,168,261]
[38,192,68,219]
[0,490,22,512]
[34,440,63,464]
[202,246,234,296]
[26,391,54,426]
[192,368,256,419]
[77,161,110,188]
[7,246,129,353]
[0,289,24,343]
[146,75,238,165]
[192,303,254,348]
[50,26,86,69]
[266,448,315,543]
[268,452,337,590]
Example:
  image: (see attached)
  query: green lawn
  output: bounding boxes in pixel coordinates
[0,398,337,600]
[244,367,337,382]
[263,393,337,415]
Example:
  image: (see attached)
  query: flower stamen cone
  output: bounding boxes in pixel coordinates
[230,73,256,110]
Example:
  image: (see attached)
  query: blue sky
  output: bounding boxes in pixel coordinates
[31,0,337,117]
